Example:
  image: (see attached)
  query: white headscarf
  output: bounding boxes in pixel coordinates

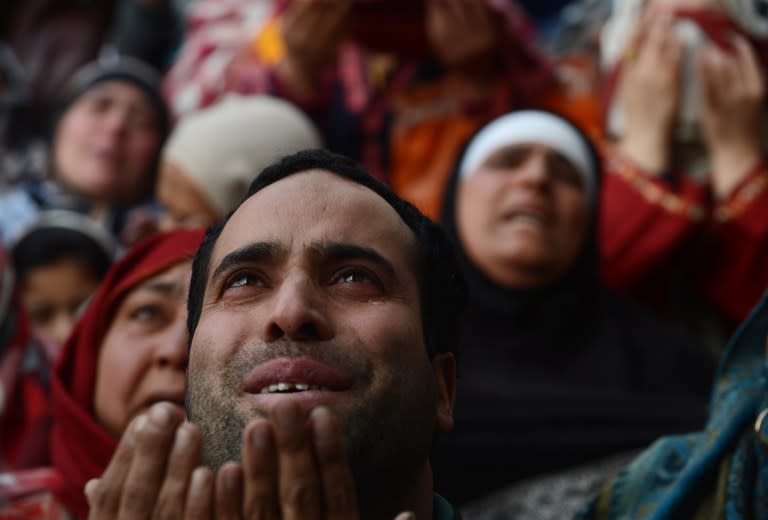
[459,110,598,203]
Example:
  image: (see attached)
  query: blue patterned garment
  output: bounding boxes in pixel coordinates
[577,290,768,519]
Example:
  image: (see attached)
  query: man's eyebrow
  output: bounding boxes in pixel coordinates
[314,242,396,277]
[210,242,283,284]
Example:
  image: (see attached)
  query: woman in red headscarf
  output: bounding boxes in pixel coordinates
[0,228,204,518]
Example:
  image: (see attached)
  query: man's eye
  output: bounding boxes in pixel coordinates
[334,269,380,287]
[224,272,266,291]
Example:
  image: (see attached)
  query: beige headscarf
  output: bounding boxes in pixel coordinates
[162,95,322,217]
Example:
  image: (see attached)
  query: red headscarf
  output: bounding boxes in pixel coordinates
[48,228,205,517]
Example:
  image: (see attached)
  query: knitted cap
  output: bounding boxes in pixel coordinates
[162,95,322,217]
[54,55,170,139]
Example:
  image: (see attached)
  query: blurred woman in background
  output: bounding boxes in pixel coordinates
[432,110,715,506]
[0,55,169,248]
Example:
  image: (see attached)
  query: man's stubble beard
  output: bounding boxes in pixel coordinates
[185,340,439,498]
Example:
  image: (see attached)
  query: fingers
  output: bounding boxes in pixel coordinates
[239,404,359,519]
[310,407,358,519]
[86,418,138,518]
[695,35,765,198]
[185,467,214,520]
[647,11,681,65]
[152,422,203,519]
[242,418,279,519]
[697,36,765,115]
[733,35,765,99]
[697,44,725,111]
[215,462,244,519]
[282,0,352,50]
[623,8,681,70]
[118,403,185,519]
[272,400,323,520]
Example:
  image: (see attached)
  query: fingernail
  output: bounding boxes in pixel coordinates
[150,403,171,426]
[84,478,99,500]
[222,464,241,490]
[174,423,192,452]
[310,406,333,445]
[250,421,269,449]
[191,467,211,490]
[134,414,149,433]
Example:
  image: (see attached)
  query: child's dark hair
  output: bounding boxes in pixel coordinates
[11,211,117,284]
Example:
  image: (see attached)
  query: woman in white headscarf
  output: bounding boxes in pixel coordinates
[432,110,716,506]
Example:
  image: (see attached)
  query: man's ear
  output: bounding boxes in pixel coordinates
[432,353,456,433]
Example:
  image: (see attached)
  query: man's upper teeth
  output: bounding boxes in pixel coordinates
[259,382,327,394]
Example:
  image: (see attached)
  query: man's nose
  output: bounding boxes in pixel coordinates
[264,275,334,342]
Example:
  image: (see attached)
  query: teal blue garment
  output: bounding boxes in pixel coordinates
[434,493,461,520]
[577,290,768,519]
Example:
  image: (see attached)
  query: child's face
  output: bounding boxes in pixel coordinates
[20,258,101,347]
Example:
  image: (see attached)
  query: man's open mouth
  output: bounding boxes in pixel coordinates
[258,382,331,394]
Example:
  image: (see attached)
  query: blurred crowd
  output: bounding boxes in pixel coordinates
[2,0,768,518]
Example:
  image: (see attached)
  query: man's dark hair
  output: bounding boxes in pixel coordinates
[187,149,466,357]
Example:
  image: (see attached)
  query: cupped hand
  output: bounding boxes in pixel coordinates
[85,402,213,519]
[86,400,417,519]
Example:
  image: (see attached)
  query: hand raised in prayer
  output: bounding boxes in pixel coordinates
[615,9,682,175]
[425,0,500,78]
[697,35,766,199]
[86,401,417,519]
[84,402,213,519]
[277,0,353,99]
